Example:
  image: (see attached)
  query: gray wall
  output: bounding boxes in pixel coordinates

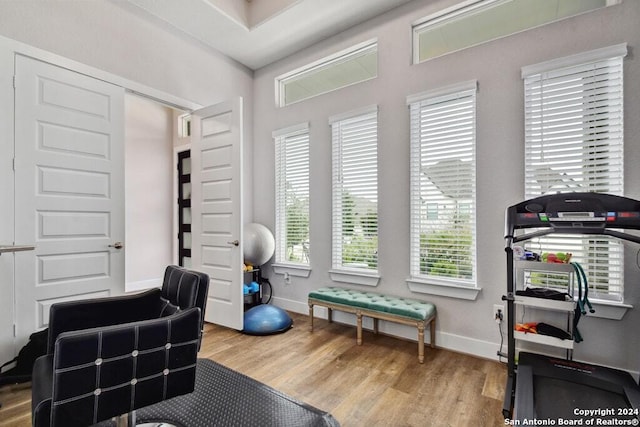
[124,94,174,290]
[252,0,640,371]
[0,0,252,108]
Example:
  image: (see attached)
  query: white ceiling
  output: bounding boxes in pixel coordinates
[122,0,417,70]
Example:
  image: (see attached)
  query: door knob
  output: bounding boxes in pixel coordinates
[227,240,239,246]
[108,242,124,249]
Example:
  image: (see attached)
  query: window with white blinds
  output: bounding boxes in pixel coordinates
[408,81,477,286]
[274,123,310,265]
[522,44,626,301]
[331,107,378,272]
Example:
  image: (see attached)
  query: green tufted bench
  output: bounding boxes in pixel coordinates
[308,287,436,363]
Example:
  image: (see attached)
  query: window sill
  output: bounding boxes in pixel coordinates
[329,269,380,287]
[587,300,633,320]
[272,263,311,278]
[406,277,481,300]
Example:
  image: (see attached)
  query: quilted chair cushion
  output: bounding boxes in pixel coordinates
[308,287,436,321]
[47,288,163,355]
[32,307,200,427]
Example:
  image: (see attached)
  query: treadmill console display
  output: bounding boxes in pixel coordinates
[506,193,640,237]
[516,210,640,228]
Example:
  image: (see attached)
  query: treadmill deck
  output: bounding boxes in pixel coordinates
[515,352,640,423]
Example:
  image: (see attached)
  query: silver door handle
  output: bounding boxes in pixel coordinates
[108,242,124,249]
[227,240,239,246]
[0,245,35,255]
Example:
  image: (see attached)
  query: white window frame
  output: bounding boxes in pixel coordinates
[275,39,378,108]
[177,113,191,138]
[329,105,380,287]
[406,80,480,300]
[522,44,627,307]
[272,123,312,278]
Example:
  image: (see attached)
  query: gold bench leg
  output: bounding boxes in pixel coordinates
[356,312,363,345]
[309,303,314,332]
[373,318,379,335]
[418,323,425,364]
[430,317,436,349]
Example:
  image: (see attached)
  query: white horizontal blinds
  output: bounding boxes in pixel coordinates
[274,126,310,265]
[524,58,624,194]
[409,84,477,285]
[523,51,624,301]
[331,110,378,271]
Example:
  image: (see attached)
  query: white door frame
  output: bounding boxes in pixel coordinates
[0,38,17,366]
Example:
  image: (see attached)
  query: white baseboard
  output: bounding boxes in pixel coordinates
[125,278,162,293]
[270,296,502,361]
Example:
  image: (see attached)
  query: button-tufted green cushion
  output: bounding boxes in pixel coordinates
[309,287,436,321]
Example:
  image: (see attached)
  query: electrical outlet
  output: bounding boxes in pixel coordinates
[284,272,291,285]
[493,304,504,323]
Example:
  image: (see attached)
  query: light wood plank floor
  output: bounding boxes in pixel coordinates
[0,311,507,427]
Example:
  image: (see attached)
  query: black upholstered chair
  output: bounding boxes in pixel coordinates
[31,265,209,427]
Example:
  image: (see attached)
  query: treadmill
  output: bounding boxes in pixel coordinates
[502,192,640,422]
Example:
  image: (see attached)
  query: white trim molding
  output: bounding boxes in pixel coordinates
[521,43,627,78]
[272,263,312,278]
[407,277,482,300]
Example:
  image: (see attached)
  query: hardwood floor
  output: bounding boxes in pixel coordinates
[0,311,507,426]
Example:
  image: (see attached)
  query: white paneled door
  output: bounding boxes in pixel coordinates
[191,98,244,330]
[13,55,125,341]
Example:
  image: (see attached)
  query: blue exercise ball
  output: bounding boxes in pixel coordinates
[242,304,292,335]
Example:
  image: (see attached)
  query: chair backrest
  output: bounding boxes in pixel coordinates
[48,307,201,427]
[161,265,209,345]
[47,288,163,355]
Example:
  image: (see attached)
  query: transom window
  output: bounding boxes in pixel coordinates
[276,40,377,107]
[412,0,618,64]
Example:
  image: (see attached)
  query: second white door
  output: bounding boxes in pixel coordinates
[191,98,244,330]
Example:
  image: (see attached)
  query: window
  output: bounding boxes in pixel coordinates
[330,106,378,279]
[522,44,626,301]
[274,123,310,266]
[178,113,191,137]
[412,0,618,64]
[408,81,477,288]
[276,40,377,107]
